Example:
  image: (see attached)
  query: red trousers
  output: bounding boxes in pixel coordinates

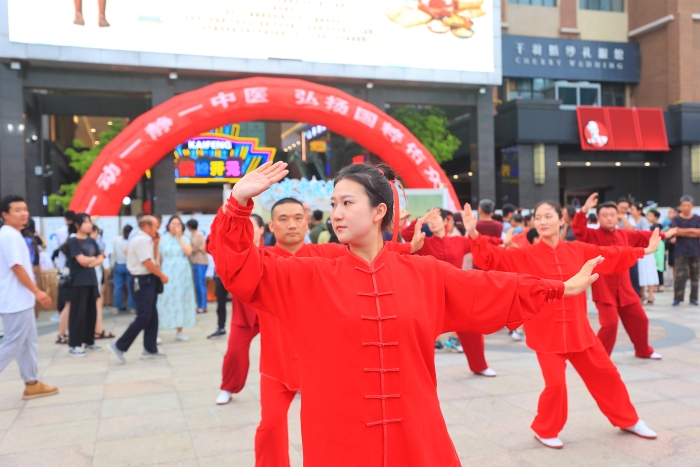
[220,323,259,393]
[455,331,488,373]
[255,375,297,467]
[532,340,639,438]
[595,300,653,358]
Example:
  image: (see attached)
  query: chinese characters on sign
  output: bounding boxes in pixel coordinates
[502,35,640,83]
[173,124,276,184]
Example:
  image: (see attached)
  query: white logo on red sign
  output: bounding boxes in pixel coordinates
[584,120,609,148]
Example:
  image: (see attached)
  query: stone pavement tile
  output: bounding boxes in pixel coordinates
[459,452,539,467]
[599,429,700,467]
[166,352,222,367]
[173,374,221,392]
[463,414,541,451]
[464,374,543,396]
[499,391,539,415]
[0,389,26,411]
[560,407,628,443]
[12,400,101,428]
[97,409,188,441]
[0,442,93,467]
[436,379,490,401]
[93,431,195,467]
[24,384,104,407]
[643,359,700,377]
[677,426,700,439]
[42,361,108,377]
[515,439,649,467]
[105,365,172,384]
[197,450,256,467]
[633,400,700,430]
[189,423,258,457]
[159,343,218,357]
[170,362,221,378]
[677,396,700,409]
[100,393,182,419]
[182,402,260,431]
[448,424,509,458]
[148,460,198,467]
[627,377,700,400]
[0,419,98,453]
[39,370,107,388]
[0,410,19,430]
[614,364,668,383]
[103,378,176,399]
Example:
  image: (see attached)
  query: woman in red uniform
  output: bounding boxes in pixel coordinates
[210,161,599,467]
[402,207,501,376]
[468,200,660,449]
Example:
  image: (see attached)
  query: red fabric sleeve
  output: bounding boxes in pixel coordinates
[578,242,645,275]
[622,229,655,247]
[401,221,416,243]
[385,241,412,255]
[438,262,564,334]
[471,233,528,273]
[571,210,593,242]
[304,243,348,259]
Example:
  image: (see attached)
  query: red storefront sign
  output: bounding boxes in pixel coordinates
[576,106,669,151]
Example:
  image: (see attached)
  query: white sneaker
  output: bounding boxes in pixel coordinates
[648,352,662,360]
[510,330,523,341]
[175,333,189,342]
[85,344,103,352]
[140,350,167,360]
[216,390,232,405]
[534,434,563,449]
[475,368,497,377]
[156,337,162,345]
[49,313,61,322]
[69,346,86,357]
[623,420,657,439]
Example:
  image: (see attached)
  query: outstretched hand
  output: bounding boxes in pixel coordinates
[463,203,478,239]
[410,217,426,253]
[230,161,289,206]
[582,192,598,214]
[644,228,661,255]
[563,256,603,296]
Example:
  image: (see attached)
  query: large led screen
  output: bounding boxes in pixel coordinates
[7,0,495,75]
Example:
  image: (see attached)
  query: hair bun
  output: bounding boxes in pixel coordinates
[374,163,396,182]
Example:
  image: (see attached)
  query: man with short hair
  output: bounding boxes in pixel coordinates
[671,195,700,306]
[501,203,517,234]
[109,216,169,363]
[618,198,635,230]
[309,210,326,244]
[0,195,57,400]
[476,199,503,238]
[574,193,675,358]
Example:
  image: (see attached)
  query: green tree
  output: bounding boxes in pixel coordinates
[48,119,124,213]
[393,107,461,164]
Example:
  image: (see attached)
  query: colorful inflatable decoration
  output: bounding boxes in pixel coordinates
[69,77,459,215]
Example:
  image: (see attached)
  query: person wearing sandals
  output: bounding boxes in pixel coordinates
[66,214,105,357]
[157,216,196,341]
[90,225,115,340]
[186,219,209,315]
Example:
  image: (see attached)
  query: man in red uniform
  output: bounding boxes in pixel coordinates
[402,207,501,376]
[572,193,675,358]
[210,197,416,467]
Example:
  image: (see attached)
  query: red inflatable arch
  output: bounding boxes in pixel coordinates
[70,77,460,215]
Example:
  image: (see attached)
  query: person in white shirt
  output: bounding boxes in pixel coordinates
[0,195,57,400]
[112,225,135,311]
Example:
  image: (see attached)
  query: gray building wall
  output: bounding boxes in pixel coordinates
[0,65,25,199]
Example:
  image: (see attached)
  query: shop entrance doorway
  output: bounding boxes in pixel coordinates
[69,77,459,215]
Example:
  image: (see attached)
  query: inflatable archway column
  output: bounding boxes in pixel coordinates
[69,77,460,215]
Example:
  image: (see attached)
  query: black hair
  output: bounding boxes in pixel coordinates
[523,214,532,224]
[73,213,92,231]
[123,224,133,238]
[565,205,576,219]
[617,197,630,205]
[511,213,523,223]
[479,199,495,215]
[649,210,660,219]
[680,195,695,204]
[492,214,503,223]
[527,228,540,244]
[136,212,147,220]
[63,210,75,222]
[153,213,163,223]
[334,163,396,233]
[533,200,563,219]
[25,218,37,233]
[312,210,324,222]
[587,213,598,223]
[502,203,517,217]
[271,197,304,217]
[452,212,466,236]
[165,215,183,233]
[186,219,199,230]
[631,202,645,213]
[437,208,453,220]
[597,201,618,214]
[250,213,264,229]
[0,195,25,215]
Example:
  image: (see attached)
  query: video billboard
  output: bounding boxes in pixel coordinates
[5,0,498,82]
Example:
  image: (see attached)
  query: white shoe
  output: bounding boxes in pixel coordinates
[510,330,523,341]
[49,313,61,322]
[156,337,162,345]
[175,333,189,342]
[623,420,657,439]
[216,390,232,405]
[476,368,497,377]
[648,352,662,360]
[534,434,563,449]
[69,346,86,357]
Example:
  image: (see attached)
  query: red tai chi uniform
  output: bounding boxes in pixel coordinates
[571,211,658,357]
[471,234,644,438]
[211,197,566,467]
[401,222,502,373]
[213,239,410,467]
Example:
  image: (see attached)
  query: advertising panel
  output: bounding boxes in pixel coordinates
[6,0,496,80]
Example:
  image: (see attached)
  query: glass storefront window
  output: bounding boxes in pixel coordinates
[506,78,553,100]
[601,83,626,107]
[559,87,578,106]
[580,0,623,12]
[509,0,556,6]
[579,87,599,106]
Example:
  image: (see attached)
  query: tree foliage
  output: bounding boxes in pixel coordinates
[48,119,124,213]
[393,107,461,164]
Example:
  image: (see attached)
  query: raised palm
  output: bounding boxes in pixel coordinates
[463,203,478,238]
[231,162,289,204]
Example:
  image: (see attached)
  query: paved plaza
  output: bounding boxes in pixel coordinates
[0,290,699,467]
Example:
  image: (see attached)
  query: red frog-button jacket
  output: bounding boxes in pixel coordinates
[210,196,566,467]
[471,234,645,354]
[571,211,660,307]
